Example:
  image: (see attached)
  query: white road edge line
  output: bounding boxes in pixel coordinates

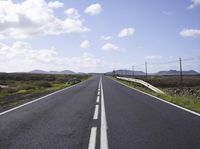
[96,96,100,103]
[100,76,109,149]
[112,77,200,117]
[0,78,92,116]
[88,127,97,149]
[93,105,99,120]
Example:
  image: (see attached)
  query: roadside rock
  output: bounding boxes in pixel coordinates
[164,87,200,99]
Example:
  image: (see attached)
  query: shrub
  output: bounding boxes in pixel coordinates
[21,86,36,90]
[36,82,52,88]
[67,78,81,85]
[4,88,18,93]
[17,90,28,93]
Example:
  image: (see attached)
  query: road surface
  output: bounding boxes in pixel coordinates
[0,76,200,149]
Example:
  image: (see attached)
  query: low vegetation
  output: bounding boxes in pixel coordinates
[137,75,200,99]
[136,75,200,87]
[0,73,91,112]
[113,75,200,113]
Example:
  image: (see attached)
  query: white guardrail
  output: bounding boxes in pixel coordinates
[116,76,164,94]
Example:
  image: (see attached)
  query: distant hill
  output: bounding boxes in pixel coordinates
[155,70,199,75]
[29,69,75,74]
[107,70,145,76]
[29,70,47,74]
[106,69,199,76]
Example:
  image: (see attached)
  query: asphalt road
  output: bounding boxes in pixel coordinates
[0,75,200,149]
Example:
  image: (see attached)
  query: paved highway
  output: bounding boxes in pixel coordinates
[0,76,200,149]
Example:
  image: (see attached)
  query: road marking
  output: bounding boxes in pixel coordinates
[98,82,101,89]
[93,105,99,120]
[88,127,97,149]
[96,96,100,103]
[100,77,109,149]
[97,91,100,96]
[112,77,200,117]
[0,78,92,116]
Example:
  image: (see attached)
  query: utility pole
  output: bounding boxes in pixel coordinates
[145,62,148,78]
[113,70,116,76]
[132,65,134,77]
[179,58,183,85]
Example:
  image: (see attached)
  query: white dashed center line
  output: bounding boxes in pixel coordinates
[96,96,100,103]
[88,127,97,149]
[93,105,99,120]
[88,76,108,149]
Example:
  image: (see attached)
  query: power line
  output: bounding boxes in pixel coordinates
[148,60,179,65]
[146,56,200,65]
[128,56,200,74]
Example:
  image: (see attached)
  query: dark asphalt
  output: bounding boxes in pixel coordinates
[0,75,200,149]
[0,76,99,149]
[102,76,200,149]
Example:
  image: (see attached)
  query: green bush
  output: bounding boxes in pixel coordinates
[35,82,52,88]
[4,88,18,93]
[67,78,81,85]
[21,86,36,90]
[17,90,28,93]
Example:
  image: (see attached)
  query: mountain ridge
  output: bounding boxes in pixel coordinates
[107,69,199,76]
[29,69,75,74]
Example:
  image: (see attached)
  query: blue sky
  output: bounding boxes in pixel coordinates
[0,0,200,73]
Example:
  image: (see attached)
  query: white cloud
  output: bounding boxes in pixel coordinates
[118,27,135,37]
[0,41,125,73]
[80,40,90,49]
[188,0,200,9]
[162,11,172,16]
[85,3,102,15]
[65,8,80,19]
[102,43,119,51]
[145,55,163,60]
[180,29,200,37]
[48,1,64,9]
[0,0,89,40]
[100,36,113,40]
[102,43,125,52]
[0,41,107,72]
